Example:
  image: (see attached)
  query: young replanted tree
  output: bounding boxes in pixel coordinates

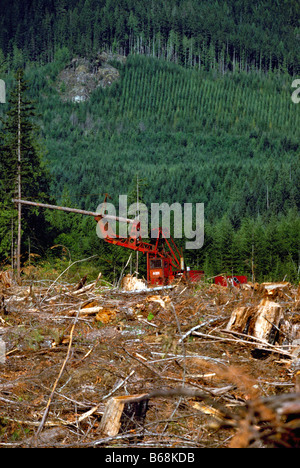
[0,69,51,281]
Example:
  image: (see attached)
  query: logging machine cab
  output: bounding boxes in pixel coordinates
[149,257,175,286]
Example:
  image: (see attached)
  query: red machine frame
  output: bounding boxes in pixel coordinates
[13,198,244,288]
[95,213,186,285]
[214,275,248,287]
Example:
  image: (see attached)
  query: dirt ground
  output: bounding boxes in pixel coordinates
[0,275,299,448]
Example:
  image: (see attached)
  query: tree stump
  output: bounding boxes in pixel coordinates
[100,394,149,437]
[226,297,283,344]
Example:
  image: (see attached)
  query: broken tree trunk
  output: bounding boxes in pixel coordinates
[0,271,12,289]
[226,297,283,344]
[100,394,149,437]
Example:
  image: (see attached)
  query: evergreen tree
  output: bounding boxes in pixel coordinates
[0,69,52,269]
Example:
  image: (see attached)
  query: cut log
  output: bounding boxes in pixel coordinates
[226,297,283,344]
[100,394,149,437]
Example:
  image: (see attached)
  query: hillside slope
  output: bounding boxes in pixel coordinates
[0,53,299,281]
[0,0,299,74]
[35,55,299,218]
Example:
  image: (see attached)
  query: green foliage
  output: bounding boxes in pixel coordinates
[0,201,14,259]
[0,0,298,74]
[34,55,299,218]
[0,3,299,283]
[0,69,53,263]
[16,54,296,283]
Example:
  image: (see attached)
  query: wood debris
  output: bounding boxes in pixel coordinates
[121,274,147,291]
[100,394,149,437]
[226,296,283,344]
[0,271,12,289]
[0,275,299,448]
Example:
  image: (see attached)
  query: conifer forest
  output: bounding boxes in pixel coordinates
[0,0,299,450]
[0,0,299,283]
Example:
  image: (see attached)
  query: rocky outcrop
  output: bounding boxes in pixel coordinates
[57,51,126,103]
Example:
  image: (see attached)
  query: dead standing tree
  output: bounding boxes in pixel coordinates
[16,71,22,284]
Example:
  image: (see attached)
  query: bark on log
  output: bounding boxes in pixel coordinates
[226,297,283,344]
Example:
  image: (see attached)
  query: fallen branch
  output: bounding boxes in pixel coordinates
[221,329,294,357]
[189,328,294,358]
[34,308,80,440]
[99,385,238,437]
[77,371,136,423]
[2,416,71,428]
[178,317,222,343]
[41,255,98,303]
[103,370,136,401]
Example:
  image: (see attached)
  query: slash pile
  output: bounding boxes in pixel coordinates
[0,272,299,448]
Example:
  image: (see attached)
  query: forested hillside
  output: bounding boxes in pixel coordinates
[34,55,299,218]
[0,0,299,74]
[0,1,299,283]
[33,54,300,281]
